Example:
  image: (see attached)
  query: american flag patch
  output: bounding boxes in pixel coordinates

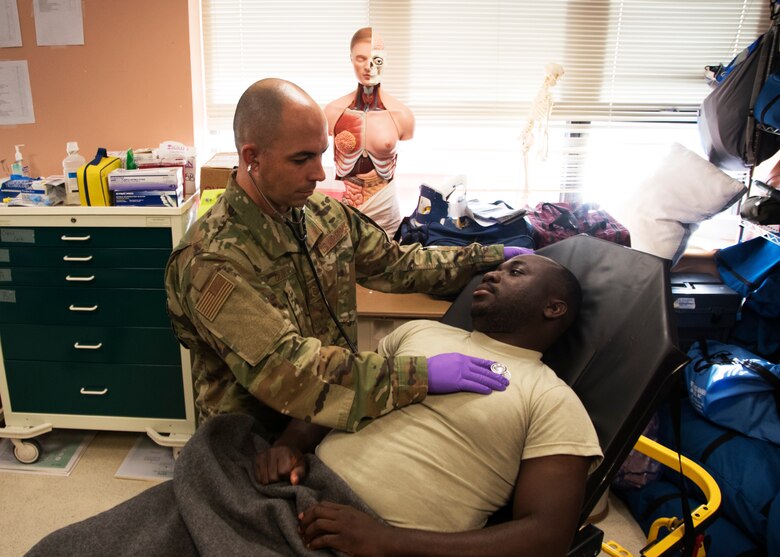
[195,271,235,322]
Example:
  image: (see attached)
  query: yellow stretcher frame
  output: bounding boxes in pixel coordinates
[600,435,722,557]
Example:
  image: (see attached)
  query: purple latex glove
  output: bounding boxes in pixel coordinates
[427,353,509,395]
[503,246,535,260]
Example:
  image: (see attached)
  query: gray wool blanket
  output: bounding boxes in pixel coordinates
[25,414,377,556]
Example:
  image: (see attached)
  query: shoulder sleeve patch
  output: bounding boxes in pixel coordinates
[191,264,214,291]
[195,271,236,322]
[317,222,349,255]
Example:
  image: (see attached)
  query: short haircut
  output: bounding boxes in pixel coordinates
[552,263,583,328]
[232,79,287,153]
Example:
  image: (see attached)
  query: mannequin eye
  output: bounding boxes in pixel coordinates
[372,57,384,66]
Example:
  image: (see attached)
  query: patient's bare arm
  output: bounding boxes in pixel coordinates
[253,419,331,486]
[298,453,591,557]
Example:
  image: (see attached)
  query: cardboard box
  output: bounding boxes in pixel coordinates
[200,152,237,190]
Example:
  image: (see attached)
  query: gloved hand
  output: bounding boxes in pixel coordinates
[503,246,534,260]
[427,353,509,394]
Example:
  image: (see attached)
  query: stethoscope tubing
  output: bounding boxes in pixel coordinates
[287,210,359,354]
[248,166,359,355]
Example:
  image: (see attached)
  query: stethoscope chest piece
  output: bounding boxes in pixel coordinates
[285,208,308,246]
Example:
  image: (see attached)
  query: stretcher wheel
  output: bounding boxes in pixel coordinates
[13,438,42,464]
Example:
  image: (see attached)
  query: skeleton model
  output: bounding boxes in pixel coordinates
[520,63,564,205]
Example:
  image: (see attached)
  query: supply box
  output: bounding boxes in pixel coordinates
[113,187,183,207]
[114,141,196,196]
[108,167,183,190]
[0,177,46,199]
[670,272,742,349]
[200,152,237,190]
[109,168,184,207]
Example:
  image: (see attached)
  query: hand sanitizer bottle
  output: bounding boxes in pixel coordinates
[62,141,86,205]
[12,144,29,176]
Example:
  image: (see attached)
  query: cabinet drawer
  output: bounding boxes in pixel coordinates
[0,227,172,248]
[0,246,170,269]
[0,267,164,288]
[4,360,186,419]
[0,287,169,326]
[0,324,180,365]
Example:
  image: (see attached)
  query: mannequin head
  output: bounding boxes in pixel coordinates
[350,27,386,87]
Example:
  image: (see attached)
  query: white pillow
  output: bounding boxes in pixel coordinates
[616,142,746,265]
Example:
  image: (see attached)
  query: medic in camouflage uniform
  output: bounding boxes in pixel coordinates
[165,78,508,439]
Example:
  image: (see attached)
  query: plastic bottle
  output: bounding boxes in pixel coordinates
[12,144,29,176]
[126,148,137,170]
[62,141,86,205]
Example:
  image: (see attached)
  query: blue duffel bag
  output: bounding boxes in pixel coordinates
[618,477,766,557]
[685,340,780,446]
[656,399,780,545]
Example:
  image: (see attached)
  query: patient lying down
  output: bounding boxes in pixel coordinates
[26,255,601,557]
[257,254,603,556]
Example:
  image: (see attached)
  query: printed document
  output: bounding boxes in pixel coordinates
[0,60,35,125]
[0,0,22,48]
[34,0,84,46]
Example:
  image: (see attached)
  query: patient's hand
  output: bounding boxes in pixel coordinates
[253,445,307,486]
[299,501,392,556]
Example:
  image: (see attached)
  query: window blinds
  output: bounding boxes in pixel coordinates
[201,0,769,204]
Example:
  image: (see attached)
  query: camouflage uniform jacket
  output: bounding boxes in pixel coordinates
[165,175,503,435]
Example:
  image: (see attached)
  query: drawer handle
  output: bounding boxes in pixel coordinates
[79,387,108,396]
[63,255,93,262]
[69,304,98,312]
[74,342,103,350]
[61,235,91,242]
[65,275,95,282]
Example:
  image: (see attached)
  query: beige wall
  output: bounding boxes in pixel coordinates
[0,0,194,177]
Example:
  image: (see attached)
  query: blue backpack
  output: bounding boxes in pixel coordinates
[394,184,535,249]
[699,26,780,170]
[685,340,780,446]
[716,237,780,358]
[755,70,780,130]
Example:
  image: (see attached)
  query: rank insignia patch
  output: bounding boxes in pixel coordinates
[318,223,348,255]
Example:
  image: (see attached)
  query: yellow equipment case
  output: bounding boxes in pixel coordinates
[77,147,121,206]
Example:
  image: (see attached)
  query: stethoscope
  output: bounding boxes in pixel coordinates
[248,165,358,354]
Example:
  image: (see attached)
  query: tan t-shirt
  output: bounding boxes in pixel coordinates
[316,320,603,532]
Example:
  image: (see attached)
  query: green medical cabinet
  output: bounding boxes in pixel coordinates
[0,200,198,463]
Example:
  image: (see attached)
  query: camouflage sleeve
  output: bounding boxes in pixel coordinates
[345,205,504,297]
[175,254,428,432]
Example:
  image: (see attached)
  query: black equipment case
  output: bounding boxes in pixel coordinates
[670,273,743,350]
